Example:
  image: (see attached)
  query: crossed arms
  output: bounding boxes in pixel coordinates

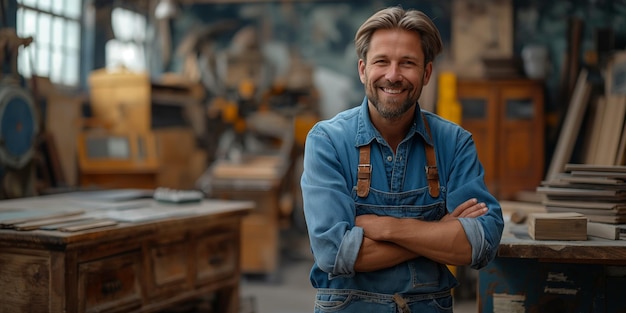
[354,198,487,272]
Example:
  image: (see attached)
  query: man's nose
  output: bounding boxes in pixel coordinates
[385,64,403,82]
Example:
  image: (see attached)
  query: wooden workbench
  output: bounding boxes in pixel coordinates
[478,222,626,312]
[0,192,253,313]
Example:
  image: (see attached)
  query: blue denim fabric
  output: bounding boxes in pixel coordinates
[314,289,453,313]
[301,97,504,306]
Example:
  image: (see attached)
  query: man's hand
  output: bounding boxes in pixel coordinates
[356,214,393,241]
[441,198,487,222]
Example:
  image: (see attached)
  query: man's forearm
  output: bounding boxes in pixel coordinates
[354,236,419,272]
[383,218,472,265]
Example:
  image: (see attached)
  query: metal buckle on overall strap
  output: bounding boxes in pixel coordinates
[425,164,440,198]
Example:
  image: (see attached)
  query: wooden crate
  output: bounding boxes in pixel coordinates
[88,69,151,133]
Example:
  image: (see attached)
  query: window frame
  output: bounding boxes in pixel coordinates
[15,0,83,87]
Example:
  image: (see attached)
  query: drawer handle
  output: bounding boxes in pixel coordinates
[101,280,123,295]
[208,255,224,265]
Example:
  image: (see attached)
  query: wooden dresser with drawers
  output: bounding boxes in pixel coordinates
[0,193,252,313]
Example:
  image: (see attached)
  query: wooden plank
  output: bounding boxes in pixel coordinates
[46,94,83,186]
[583,96,606,164]
[594,96,626,165]
[605,51,626,165]
[566,18,584,102]
[0,210,85,228]
[546,69,592,181]
[608,96,626,165]
[565,163,626,172]
[58,219,118,232]
[587,222,626,240]
[13,215,91,231]
[614,98,626,165]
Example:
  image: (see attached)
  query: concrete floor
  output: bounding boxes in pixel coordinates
[239,230,478,313]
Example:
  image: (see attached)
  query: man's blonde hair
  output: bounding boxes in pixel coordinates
[355,6,443,64]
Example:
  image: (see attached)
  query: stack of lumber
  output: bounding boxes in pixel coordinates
[529,50,626,241]
[545,51,626,182]
[537,164,626,224]
[583,51,626,166]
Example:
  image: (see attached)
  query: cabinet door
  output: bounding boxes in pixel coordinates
[458,81,499,194]
[498,82,544,199]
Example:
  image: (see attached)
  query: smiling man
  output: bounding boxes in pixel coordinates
[300,6,504,313]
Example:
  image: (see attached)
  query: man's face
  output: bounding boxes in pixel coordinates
[358,29,432,121]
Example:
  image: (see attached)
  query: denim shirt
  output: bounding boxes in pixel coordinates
[301,97,504,296]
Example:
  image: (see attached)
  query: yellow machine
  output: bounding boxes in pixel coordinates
[436,71,462,124]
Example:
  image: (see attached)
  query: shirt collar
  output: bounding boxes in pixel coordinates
[355,96,434,147]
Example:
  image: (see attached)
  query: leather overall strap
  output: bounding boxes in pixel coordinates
[356,112,440,198]
[357,144,372,197]
[422,112,440,198]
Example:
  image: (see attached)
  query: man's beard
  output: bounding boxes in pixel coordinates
[367,80,420,120]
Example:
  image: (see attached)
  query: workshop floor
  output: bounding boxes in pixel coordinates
[239,229,478,313]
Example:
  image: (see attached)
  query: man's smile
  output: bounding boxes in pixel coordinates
[381,87,404,94]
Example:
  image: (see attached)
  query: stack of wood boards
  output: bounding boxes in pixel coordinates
[537,163,626,224]
[545,51,626,182]
[528,212,587,240]
[584,97,626,165]
[583,51,626,166]
[0,209,118,232]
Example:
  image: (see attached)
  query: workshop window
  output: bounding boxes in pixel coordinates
[105,7,147,72]
[15,0,82,86]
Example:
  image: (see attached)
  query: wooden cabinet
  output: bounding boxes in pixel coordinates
[0,196,252,313]
[457,79,545,200]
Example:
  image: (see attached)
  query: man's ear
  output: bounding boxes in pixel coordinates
[423,62,433,85]
[358,59,366,84]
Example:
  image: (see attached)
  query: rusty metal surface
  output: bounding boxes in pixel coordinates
[479,257,626,312]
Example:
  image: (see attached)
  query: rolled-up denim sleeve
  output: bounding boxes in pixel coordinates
[458,217,497,269]
[330,226,363,279]
[301,125,362,278]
